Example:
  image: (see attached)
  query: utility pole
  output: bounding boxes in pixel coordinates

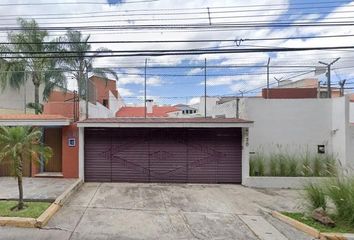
[274,77,283,87]
[207,7,212,25]
[204,58,207,118]
[266,57,271,99]
[339,79,346,97]
[85,60,89,119]
[144,58,147,119]
[239,90,245,97]
[319,57,340,98]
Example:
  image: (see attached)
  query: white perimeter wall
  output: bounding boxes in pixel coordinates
[79,100,114,119]
[240,98,333,156]
[209,96,353,169]
[350,102,354,123]
[331,97,351,167]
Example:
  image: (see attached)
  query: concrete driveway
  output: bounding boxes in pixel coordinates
[0,183,312,240]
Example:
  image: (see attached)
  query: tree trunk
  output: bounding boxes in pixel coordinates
[17,158,24,210]
[34,84,40,115]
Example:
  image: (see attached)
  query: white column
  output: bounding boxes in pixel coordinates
[241,127,250,185]
[79,127,85,180]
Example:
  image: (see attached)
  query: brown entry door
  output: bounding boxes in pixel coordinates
[44,128,62,172]
[84,128,242,183]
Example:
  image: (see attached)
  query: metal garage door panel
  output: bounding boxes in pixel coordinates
[149,129,187,183]
[214,128,242,183]
[85,129,112,182]
[85,128,242,184]
[111,129,150,182]
[187,129,218,183]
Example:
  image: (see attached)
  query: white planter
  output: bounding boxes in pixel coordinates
[242,177,332,189]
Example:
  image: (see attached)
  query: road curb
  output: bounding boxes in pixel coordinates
[0,216,37,228]
[0,178,83,228]
[272,211,353,240]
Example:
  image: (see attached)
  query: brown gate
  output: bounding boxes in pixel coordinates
[84,128,242,183]
[44,128,62,172]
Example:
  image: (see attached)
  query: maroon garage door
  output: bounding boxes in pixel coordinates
[84,128,242,183]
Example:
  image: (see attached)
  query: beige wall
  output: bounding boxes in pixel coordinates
[0,80,44,113]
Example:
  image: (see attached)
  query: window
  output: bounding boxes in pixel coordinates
[102,99,108,107]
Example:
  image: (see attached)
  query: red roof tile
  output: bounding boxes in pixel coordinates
[0,114,68,120]
[116,106,179,118]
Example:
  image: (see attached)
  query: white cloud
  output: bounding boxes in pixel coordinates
[2,0,354,95]
[118,87,134,97]
[117,75,162,86]
[188,97,200,105]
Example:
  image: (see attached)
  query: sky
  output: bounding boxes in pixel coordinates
[0,0,354,106]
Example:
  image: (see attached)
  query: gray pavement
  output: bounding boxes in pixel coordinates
[0,183,312,240]
[0,177,77,201]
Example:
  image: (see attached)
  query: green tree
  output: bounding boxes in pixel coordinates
[0,126,52,210]
[61,30,118,98]
[0,18,67,114]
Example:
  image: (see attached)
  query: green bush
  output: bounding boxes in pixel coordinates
[249,154,265,176]
[288,159,298,177]
[324,154,337,177]
[303,182,327,211]
[278,154,288,176]
[313,155,323,177]
[269,156,278,176]
[249,150,337,177]
[300,152,312,177]
[326,177,354,225]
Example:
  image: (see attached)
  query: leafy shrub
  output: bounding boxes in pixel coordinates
[324,154,337,177]
[301,152,312,177]
[313,155,323,177]
[326,177,354,225]
[303,182,327,211]
[269,156,278,176]
[278,154,288,176]
[249,154,265,176]
[249,150,337,177]
[288,160,298,177]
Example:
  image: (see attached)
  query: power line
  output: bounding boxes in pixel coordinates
[0,0,159,6]
[0,0,348,9]
[2,9,354,22]
[2,22,354,31]
[1,46,354,58]
[2,34,354,45]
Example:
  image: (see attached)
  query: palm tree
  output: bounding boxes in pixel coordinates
[0,126,52,210]
[61,30,118,99]
[0,18,67,114]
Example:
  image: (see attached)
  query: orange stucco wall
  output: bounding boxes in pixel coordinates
[48,90,75,102]
[43,102,75,119]
[90,75,118,107]
[62,124,79,178]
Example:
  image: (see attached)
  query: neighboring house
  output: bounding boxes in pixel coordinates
[44,75,124,120]
[173,104,199,117]
[0,114,78,178]
[262,78,341,99]
[0,80,44,114]
[116,100,180,118]
[89,75,124,111]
